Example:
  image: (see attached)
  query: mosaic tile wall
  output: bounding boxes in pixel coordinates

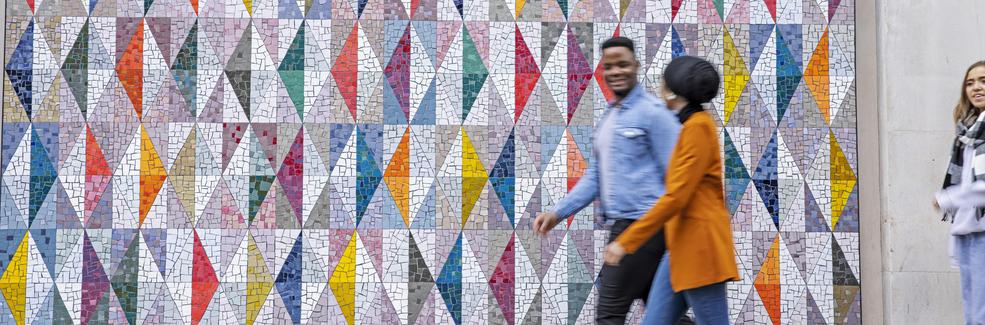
[0,0,858,323]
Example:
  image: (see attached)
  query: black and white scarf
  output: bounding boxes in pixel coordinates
[942,112,985,221]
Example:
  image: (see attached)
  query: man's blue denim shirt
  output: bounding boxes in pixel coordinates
[551,85,681,221]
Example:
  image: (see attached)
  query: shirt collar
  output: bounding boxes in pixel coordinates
[607,83,645,110]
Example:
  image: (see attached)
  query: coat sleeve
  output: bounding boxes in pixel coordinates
[616,121,716,253]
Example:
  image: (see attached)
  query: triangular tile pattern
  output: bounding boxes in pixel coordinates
[1,0,857,323]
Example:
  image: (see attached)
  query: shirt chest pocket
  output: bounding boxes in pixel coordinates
[613,127,649,157]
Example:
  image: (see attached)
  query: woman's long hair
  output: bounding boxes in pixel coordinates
[954,61,985,125]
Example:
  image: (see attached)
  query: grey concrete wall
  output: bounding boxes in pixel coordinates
[873,0,985,323]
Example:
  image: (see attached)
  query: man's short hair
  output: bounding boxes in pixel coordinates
[601,36,635,53]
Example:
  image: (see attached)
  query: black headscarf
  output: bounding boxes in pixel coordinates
[663,56,721,123]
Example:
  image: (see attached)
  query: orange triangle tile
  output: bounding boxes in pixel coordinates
[754,234,782,325]
[385,127,411,225]
[805,29,830,123]
[117,21,144,119]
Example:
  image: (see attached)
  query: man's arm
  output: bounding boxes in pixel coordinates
[551,145,601,220]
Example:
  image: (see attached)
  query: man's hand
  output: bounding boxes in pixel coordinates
[603,242,626,266]
[533,212,562,236]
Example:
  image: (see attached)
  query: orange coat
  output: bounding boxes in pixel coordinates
[615,111,740,292]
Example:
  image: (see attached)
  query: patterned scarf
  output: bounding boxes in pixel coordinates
[942,112,985,221]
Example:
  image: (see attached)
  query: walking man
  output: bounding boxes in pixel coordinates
[533,37,690,324]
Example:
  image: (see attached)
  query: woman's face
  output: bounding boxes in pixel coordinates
[966,66,985,109]
[660,79,676,103]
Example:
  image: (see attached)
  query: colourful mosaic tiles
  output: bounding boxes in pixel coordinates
[1,0,858,324]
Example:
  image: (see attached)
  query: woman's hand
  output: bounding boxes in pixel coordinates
[603,242,627,266]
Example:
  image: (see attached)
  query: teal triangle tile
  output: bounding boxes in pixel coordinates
[111,235,139,325]
[723,131,751,215]
[62,21,89,117]
[568,283,592,324]
[436,234,463,324]
[50,285,74,324]
[776,24,803,70]
[461,25,488,122]
[31,179,70,230]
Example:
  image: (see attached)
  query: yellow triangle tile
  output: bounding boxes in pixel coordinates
[460,128,488,226]
[141,125,168,177]
[246,234,273,325]
[0,233,28,325]
[723,28,750,125]
[830,131,856,229]
[329,231,357,325]
[243,0,253,15]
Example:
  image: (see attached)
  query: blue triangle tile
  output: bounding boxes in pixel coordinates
[29,228,58,277]
[277,0,304,18]
[753,132,779,227]
[0,230,27,276]
[411,78,437,125]
[1,122,30,172]
[723,131,751,215]
[436,234,462,325]
[276,234,303,325]
[0,182,27,229]
[834,184,859,232]
[328,124,355,173]
[805,183,831,233]
[6,20,34,117]
[671,26,687,58]
[411,184,437,229]
[749,24,774,70]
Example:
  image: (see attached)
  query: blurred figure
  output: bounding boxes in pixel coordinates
[935,61,985,325]
[532,36,685,324]
[604,55,739,325]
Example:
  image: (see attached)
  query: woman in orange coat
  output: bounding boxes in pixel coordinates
[603,56,739,325]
